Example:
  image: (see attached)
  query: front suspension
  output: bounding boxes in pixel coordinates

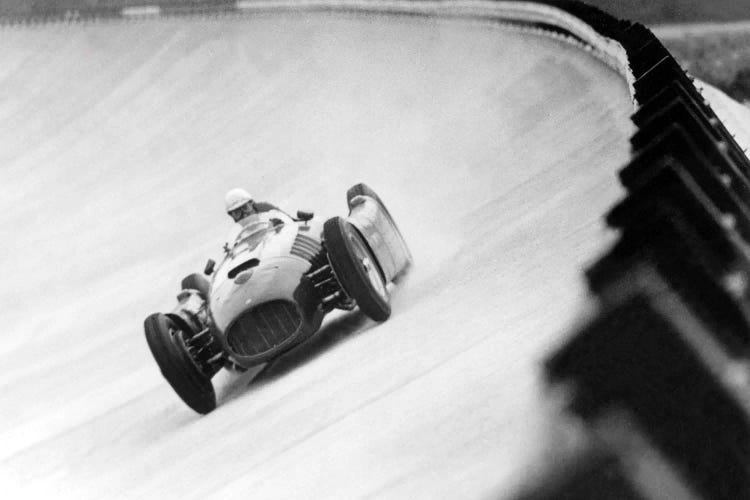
[304,249,355,312]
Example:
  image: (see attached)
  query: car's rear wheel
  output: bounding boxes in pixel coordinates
[324,216,391,321]
[144,313,217,414]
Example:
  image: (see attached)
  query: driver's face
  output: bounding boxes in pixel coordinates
[229,201,255,222]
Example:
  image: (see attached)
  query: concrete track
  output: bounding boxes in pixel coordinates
[0,7,637,499]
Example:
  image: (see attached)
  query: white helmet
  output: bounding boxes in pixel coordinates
[224,188,253,213]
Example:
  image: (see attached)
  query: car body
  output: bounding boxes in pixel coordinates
[144,183,412,413]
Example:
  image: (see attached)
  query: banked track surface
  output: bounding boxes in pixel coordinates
[0,2,656,498]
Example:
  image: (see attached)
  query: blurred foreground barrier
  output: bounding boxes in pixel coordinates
[535,2,750,499]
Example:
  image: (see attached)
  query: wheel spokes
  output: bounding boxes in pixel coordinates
[349,233,387,299]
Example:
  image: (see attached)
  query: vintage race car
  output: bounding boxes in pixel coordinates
[144,184,412,414]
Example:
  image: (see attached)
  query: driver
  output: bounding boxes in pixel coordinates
[224,188,288,223]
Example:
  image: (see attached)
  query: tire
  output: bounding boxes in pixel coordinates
[144,313,217,414]
[181,273,210,298]
[324,216,391,321]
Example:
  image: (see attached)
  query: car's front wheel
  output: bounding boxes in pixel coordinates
[144,313,217,414]
[324,216,391,321]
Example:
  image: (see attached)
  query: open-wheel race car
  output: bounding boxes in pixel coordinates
[144,184,412,414]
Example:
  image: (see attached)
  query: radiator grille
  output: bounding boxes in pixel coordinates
[291,233,322,262]
[226,301,301,357]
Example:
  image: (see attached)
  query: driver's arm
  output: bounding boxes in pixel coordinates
[254,201,280,213]
[255,202,293,226]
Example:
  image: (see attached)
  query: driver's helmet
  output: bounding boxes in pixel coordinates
[224,188,255,222]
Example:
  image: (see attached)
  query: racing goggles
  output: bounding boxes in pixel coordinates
[229,202,254,222]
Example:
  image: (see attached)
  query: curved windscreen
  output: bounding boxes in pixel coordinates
[230,221,274,257]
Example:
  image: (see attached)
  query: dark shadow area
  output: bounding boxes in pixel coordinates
[251,279,412,386]
[252,311,371,385]
[512,451,644,500]
[214,310,372,406]
[213,278,408,407]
